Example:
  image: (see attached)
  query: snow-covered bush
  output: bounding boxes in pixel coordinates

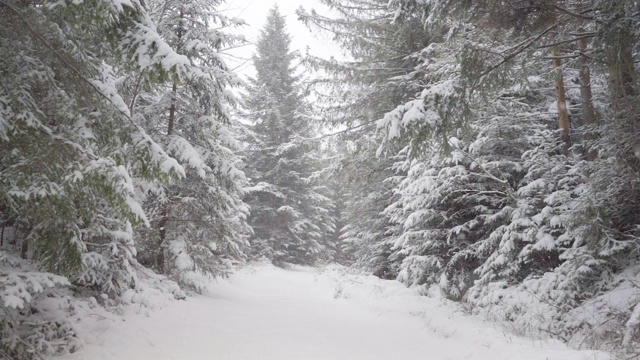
[1,251,79,359]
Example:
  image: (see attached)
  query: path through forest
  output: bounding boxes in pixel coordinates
[58,265,608,360]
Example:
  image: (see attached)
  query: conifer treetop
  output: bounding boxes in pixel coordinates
[253,5,297,98]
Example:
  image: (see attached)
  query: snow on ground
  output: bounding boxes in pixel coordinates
[57,264,610,360]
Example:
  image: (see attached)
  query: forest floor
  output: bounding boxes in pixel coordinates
[57,264,610,360]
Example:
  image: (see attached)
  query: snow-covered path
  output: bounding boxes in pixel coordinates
[59,265,608,360]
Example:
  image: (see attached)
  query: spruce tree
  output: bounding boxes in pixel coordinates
[326,0,640,346]
[298,0,431,274]
[123,0,251,290]
[1,0,186,356]
[0,0,187,296]
[243,6,334,266]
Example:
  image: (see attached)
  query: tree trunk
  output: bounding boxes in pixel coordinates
[167,81,177,135]
[128,73,144,114]
[609,36,637,102]
[156,8,184,274]
[156,207,168,273]
[20,238,28,259]
[551,46,571,155]
[577,29,597,161]
[606,19,639,170]
[156,81,178,274]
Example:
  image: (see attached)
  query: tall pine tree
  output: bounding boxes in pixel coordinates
[1,0,186,356]
[124,0,251,290]
[243,6,334,266]
[298,0,431,273]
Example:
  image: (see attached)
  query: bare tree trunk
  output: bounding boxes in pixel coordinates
[577,29,598,161]
[552,46,572,155]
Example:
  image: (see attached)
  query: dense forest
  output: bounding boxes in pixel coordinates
[1,0,640,358]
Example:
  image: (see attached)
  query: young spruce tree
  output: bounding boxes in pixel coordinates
[244,6,334,266]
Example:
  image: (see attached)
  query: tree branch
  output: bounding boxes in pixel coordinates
[0,0,146,126]
[477,23,558,80]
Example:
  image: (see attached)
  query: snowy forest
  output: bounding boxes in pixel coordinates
[1,0,640,359]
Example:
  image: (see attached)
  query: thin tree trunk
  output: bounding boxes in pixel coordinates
[20,238,28,259]
[156,81,178,274]
[167,81,177,135]
[607,21,639,169]
[610,38,637,101]
[552,46,571,155]
[156,8,184,274]
[128,73,144,114]
[156,208,168,272]
[577,29,597,161]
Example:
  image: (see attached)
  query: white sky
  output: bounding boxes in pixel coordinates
[221,0,342,79]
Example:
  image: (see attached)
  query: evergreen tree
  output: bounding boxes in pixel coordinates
[243,6,334,266]
[122,0,251,290]
[339,139,403,278]
[1,0,185,356]
[0,0,186,297]
[298,0,431,274]
[304,0,640,348]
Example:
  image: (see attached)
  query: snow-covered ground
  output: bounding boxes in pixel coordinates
[58,264,610,360]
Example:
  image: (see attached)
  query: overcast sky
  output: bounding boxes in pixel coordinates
[221,0,342,78]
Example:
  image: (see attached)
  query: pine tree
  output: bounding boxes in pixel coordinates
[298,0,432,275]
[243,6,334,266]
[383,0,640,345]
[0,0,188,295]
[122,0,251,290]
[339,139,403,278]
[1,0,186,356]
